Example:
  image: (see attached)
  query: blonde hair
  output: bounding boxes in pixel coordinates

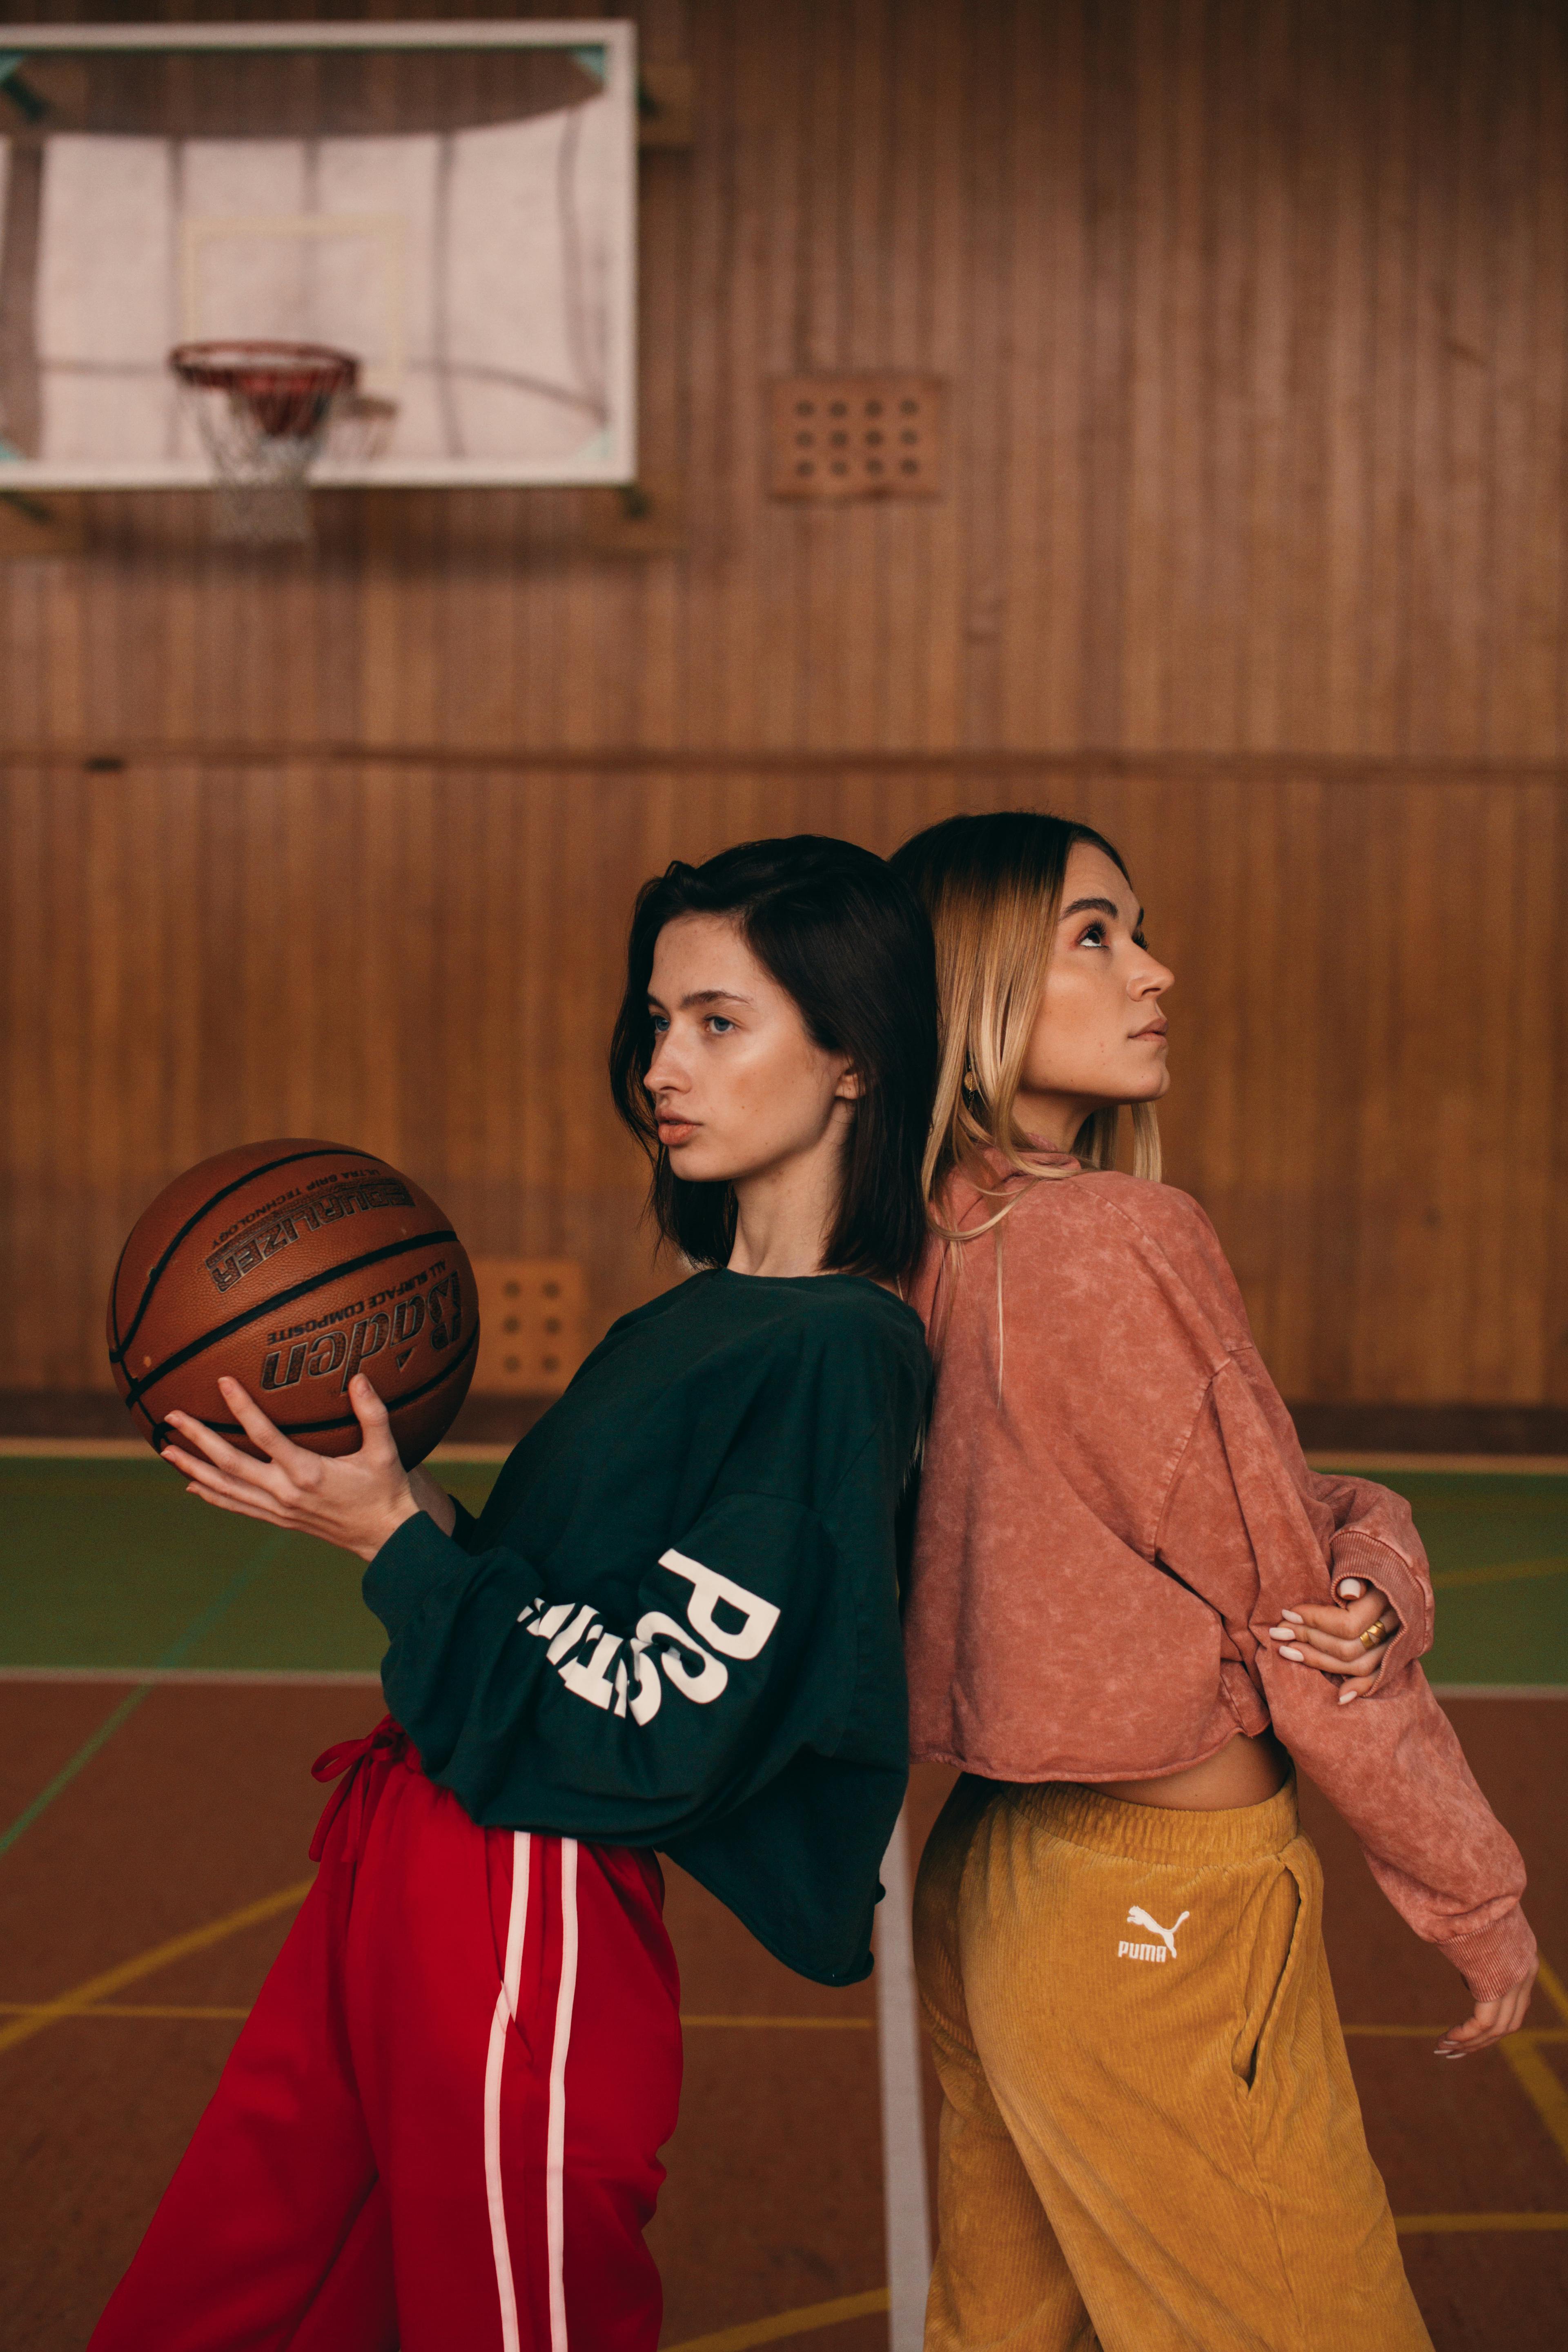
[889,812,1162,1358]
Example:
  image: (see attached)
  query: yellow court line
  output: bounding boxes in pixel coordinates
[1343,2024,1568,2042]
[1501,2036,1568,2167]
[1430,1557,1566,1590]
[1339,1953,1568,2174]
[0,1880,312,2060]
[1396,2214,1568,2233]
[663,2290,889,2352]
[0,1998,872,2031]
[681,2015,873,2031]
[0,2001,252,2022]
[1536,1958,1568,2025]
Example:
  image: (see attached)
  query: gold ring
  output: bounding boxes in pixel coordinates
[1359,1619,1389,1651]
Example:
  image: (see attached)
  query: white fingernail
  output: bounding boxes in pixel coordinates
[1281,1610,1303,1624]
[1339,1687,1361,1705]
[1338,1580,1363,1599]
[1279,1644,1304,1661]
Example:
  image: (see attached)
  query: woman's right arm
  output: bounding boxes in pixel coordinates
[364,1486,851,1842]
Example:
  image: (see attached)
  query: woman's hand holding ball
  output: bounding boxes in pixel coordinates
[163,1374,431,1561]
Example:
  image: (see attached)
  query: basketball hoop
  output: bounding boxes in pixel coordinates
[170,341,358,544]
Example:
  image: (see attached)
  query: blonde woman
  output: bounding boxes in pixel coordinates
[889,811,1535,2352]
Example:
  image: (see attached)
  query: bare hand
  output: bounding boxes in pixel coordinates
[1265,1578,1401,1704]
[162,1375,421,1562]
[1435,1962,1538,2058]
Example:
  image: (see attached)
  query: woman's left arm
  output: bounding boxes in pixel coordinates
[1263,1459,1435,1701]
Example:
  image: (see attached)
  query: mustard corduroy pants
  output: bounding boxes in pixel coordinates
[914,1773,1432,2352]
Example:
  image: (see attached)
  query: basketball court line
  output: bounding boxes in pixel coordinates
[0,1667,383,1687]
[1394,2215,1568,2232]
[1343,2025,1568,2041]
[14,2000,1560,2042]
[1306,1454,1568,1475]
[0,2002,255,2022]
[6,1669,1564,1700]
[680,2014,873,2030]
[0,1878,891,2058]
[0,1879,313,2059]
[875,1808,932,2352]
[1501,2038,1568,2166]
[0,1528,290,1859]
[662,2289,889,2352]
[3,1441,1564,1473]
[1534,1959,1568,2020]
[4,1875,1566,2326]
[4,1458,1562,2348]
[1432,1559,1566,1588]
[0,2000,873,2032]
[1430,1685,1568,1698]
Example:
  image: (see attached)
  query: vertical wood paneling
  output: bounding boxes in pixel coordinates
[2,765,1560,1405]
[1,0,1566,1411]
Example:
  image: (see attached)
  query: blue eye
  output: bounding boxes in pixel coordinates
[708,1016,735,1035]
[649,1013,669,1035]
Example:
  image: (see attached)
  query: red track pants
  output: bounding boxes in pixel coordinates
[89,1722,682,2352]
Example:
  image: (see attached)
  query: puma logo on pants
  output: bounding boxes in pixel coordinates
[1118,1905,1189,1963]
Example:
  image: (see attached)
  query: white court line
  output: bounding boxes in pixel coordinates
[7,1670,1563,1699]
[10,1441,1564,1470]
[1431,1685,1568,1699]
[877,1804,932,2352]
[1304,1452,1568,1475]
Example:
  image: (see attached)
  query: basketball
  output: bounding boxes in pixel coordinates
[107,1140,478,1465]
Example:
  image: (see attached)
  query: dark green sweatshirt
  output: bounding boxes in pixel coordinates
[363,1267,931,1985]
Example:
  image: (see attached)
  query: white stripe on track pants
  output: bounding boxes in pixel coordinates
[89,1722,683,2352]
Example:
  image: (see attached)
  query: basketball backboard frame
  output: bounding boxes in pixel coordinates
[0,19,637,489]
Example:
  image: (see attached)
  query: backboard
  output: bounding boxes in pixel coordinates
[0,21,637,488]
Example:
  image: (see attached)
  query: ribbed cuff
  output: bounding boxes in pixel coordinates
[1331,1530,1432,1683]
[1434,1905,1538,2002]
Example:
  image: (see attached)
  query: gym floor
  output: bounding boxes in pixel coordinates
[2,1448,1564,2351]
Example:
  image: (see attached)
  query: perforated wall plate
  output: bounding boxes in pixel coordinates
[768,374,944,500]
[471,1258,586,1395]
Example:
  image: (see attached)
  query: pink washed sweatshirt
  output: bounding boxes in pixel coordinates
[904,1152,1535,2001]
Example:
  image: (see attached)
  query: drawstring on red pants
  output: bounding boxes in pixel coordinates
[309,1716,415,1861]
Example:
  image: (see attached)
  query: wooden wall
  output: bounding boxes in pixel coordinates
[2,0,1566,1413]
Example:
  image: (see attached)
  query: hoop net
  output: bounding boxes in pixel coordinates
[170,341,359,544]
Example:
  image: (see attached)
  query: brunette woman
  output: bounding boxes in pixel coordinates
[90,837,936,2352]
[890,811,1535,2352]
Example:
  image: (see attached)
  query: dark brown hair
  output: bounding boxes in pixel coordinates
[609,835,938,1282]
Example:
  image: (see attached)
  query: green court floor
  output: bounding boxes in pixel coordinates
[0,1454,501,1678]
[0,1454,1564,1687]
